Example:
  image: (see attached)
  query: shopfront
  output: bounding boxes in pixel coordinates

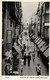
[37,41,49,66]
[12,45,21,75]
[33,36,49,67]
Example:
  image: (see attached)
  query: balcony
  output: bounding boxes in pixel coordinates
[9,2,17,21]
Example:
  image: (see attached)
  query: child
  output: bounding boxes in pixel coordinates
[36,64,41,75]
[21,67,23,75]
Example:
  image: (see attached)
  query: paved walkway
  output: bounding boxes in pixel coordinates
[2,35,49,76]
[20,36,48,76]
[22,53,48,76]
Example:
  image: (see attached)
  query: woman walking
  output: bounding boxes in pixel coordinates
[24,53,26,65]
[27,53,31,66]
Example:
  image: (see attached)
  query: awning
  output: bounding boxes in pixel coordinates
[36,39,42,45]
[43,48,49,58]
[12,46,21,54]
[12,47,17,53]
[34,37,39,42]
[37,39,42,45]
[35,38,40,43]
[40,44,49,52]
[32,35,36,39]
[38,41,45,48]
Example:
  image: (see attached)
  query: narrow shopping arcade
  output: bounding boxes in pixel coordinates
[21,40,48,76]
[2,2,49,76]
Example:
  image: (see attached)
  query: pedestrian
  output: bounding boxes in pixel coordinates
[27,40,29,51]
[21,67,23,76]
[20,58,24,66]
[27,53,31,66]
[34,45,37,52]
[32,51,35,62]
[5,64,8,75]
[37,49,40,57]
[22,44,26,57]
[20,58,24,75]
[34,47,35,53]
[23,44,26,52]
[22,49,24,57]
[24,53,26,65]
[36,64,41,76]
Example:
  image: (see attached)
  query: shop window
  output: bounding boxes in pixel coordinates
[45,2,49,11]
[44,14,49,22]
[6,30,12,43]
[43,27,49,38]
